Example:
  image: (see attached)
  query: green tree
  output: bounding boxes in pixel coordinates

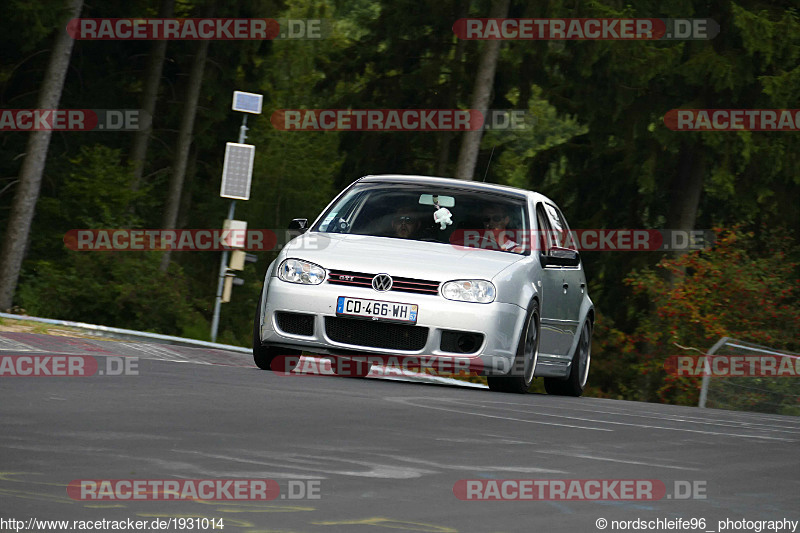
[0,0,84,310]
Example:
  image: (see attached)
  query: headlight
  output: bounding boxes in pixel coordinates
[441,280,496,303]
[278,259,325,285]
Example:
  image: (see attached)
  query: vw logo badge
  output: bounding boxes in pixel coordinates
[372,273,393,292]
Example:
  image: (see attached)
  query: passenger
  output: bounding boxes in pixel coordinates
[482,205,523,253]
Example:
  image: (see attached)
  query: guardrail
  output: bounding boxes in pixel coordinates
[0,312,251,354]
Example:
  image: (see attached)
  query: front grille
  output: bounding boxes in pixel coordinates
[276,312,315,336]
[325,317,428,351]
[327,269,439,295]
[440,331,484,354]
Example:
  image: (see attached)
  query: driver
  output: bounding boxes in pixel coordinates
[391,208,422,239]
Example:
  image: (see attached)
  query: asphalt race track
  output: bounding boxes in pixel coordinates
[1,332,799,533]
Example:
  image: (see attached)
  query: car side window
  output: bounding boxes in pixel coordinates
[536,204,555,254]
[544,203,576,250]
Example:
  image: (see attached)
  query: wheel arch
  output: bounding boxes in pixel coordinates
[510,290,539,357]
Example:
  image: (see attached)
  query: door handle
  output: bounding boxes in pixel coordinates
[563,283,569,293]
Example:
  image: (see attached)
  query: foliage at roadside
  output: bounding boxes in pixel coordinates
[18,254,205,337]
[609,227,800,407]
[17,145,207,337]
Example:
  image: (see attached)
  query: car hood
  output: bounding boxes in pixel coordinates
[282,232,525,281]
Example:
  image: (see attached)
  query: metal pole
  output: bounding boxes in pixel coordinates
[210,115,249,342]
[210,199,235,342]
[238,115,249,144]
[698,336,729,408]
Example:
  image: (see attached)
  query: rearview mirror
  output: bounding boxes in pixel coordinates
[419,194,455,207]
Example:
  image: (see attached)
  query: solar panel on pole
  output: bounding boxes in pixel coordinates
[220,142,255,200]
[232,91,263,114]
[212,91,264,342]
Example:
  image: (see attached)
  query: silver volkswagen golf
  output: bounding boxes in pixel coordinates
[253,175,594,395]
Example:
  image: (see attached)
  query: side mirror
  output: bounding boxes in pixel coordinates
[539,251,549,268]
[541,247,580,267]
[551,247,580,266]
[288,218,308,233]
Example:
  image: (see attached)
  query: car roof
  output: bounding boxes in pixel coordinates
[357,174,554,204]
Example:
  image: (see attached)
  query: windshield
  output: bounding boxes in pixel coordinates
[312,183,530,254]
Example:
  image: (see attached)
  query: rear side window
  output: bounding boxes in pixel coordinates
[544,203,576,250]
[536,205,555,253]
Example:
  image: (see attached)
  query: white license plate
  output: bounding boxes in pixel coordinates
[336,296,418,324]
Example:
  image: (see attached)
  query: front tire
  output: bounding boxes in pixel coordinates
[544,319,592,397]
[487,300,539,394]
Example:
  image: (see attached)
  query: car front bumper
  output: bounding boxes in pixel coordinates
[257,276,528,376]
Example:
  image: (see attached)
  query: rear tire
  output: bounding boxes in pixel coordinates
[487,300,539,394]
[253,294,300,372]
[544,319,592,397]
